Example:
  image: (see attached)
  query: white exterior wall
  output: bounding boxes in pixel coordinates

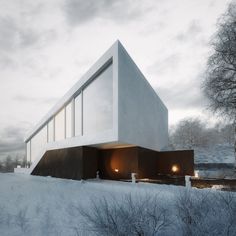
[117,42,168,151]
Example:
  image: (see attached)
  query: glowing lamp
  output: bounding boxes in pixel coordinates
[114,168,119,173]
[171,165,178,173]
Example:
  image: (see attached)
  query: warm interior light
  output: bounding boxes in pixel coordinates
[114,168,119,173]
[171,165,178,173]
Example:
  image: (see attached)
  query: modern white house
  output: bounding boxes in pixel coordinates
[15,41,193,179]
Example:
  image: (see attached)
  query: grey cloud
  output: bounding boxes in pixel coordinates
[20,29,57,49]
[0,140,24,153]
[0,16,39,69]
[2,126,25,139]
[139,20,166,36]
[0,17,39,51]
[19,29,39,48]
[64,0,145,25]
[0,16,56,54]
[188,21,202,35]
[0,55,16,69]
[0,125,28,158]
[155,79,206,110]
[175,20,202,42]
[147,53,181,75]
[209,0,217,9]
[14,95,58,104]
[0,17,18,51]
[0,13,58,70]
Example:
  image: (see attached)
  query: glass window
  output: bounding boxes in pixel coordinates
[75,93,82,136]
[47,119,54,142]
[26,141,31,163]
[66,101,72,138]
[55,108,65,141]
[83,64,113,135]
[31,125,47,163]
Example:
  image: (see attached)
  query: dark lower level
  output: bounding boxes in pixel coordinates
[32,146,194,180]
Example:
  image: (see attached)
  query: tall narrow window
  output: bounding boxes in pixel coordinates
[75,93,82,136]
[31,125,47,163]
[66,101,72,138]
[26,141,31,163]
[55,108,65,141]
[83,64,113,135]
[47,119,54,142]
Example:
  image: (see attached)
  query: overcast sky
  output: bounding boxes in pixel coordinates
[0,0,231,159]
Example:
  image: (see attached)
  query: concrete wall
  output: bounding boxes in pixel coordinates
[117,42,168,151]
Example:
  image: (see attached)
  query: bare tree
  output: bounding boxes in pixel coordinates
[220,123,235,144]
[4,156,14,172]
[170,118,207,149]
[170,117,236,154]
[202,1,236,166]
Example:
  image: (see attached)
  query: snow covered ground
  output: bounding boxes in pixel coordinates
[0,173,235,236]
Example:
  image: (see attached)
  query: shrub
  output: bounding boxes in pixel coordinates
[78,193,172,236]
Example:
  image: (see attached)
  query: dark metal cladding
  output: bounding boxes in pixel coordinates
[32,146,194,180]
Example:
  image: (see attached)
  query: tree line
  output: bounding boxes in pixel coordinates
[0,155,27,173]
[169,118,234,150]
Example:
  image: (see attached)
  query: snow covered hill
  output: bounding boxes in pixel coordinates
[0,173,235,236]
[194,144,234,164]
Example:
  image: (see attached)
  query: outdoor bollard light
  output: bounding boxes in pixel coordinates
[185,175,191,188]
[131,173,137,184]
[96,171,100,179]
[194,170,199,178]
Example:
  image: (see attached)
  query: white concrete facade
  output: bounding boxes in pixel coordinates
[118,43,168,151]
[23,41,168,173]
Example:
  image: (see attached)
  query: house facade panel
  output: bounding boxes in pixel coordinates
[17,41,193,179]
